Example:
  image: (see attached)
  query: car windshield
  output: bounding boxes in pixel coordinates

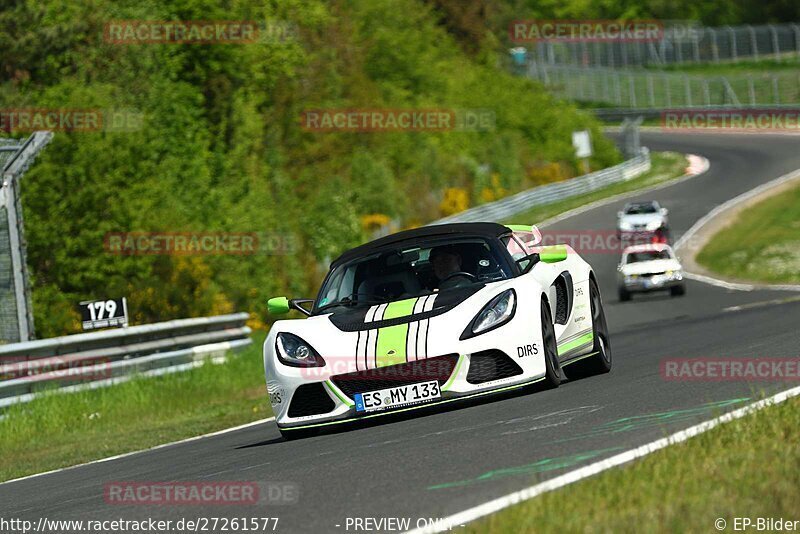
[625,203,657,215]
[315,237,512,312]
[626,250,672,263]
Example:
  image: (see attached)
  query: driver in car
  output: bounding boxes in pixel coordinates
[430,245,473,290]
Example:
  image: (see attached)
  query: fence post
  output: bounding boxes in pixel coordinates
[629,75,637,107]
[665,75,672,108]
[647,74,656,107]
[703,80,711,107]
[793,24,800,58]
[748,25,758,60]
[728,26,737,61]
[710,28,719,63]
[773,76,780,104]
[768,24,780,60]
[684,76,692,107]
[693,30,701,62]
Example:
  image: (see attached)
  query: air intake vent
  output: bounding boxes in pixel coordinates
[466,350,523,384]
[287,383,335,418]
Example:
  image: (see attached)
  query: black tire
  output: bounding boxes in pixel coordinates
[541,299,562,388]
[670,284,686,297]
[568,278,612,377]
[618,287,631,302]
[279,427,319,440]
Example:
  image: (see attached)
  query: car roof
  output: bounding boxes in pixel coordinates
[622,243,672,254]
[331,222,511,267]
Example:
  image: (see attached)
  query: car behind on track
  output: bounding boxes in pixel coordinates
[617,243,686,301]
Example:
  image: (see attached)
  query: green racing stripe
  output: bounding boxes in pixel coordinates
[375,297,418,368]
[557,330,594,356]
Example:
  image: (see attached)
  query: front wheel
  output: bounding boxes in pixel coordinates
[618,286,631,302]
[670,284,686,297]
[541,299,562,388]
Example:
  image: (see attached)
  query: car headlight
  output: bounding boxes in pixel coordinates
[618,221,633,231]
[276,333,325,367]
[460,289,516,340]
[625,274,638,282]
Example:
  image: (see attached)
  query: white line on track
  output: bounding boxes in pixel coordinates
[406,385,800,534]
[0,416,275,486]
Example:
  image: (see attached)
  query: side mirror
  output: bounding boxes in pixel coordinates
[269,297,314,316]
[660,208,669,216]
[540,245,568,263]
[267,297,290,315]
[617,211,624,218]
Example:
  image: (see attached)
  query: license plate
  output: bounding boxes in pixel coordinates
[354,381,441,413]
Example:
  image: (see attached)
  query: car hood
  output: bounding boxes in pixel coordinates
[621,259,682,275]
[322,285,483,332]
[619,214,664,226]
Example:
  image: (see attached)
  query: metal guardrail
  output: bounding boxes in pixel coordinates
[429,148,650,225]
[0,312,252,408]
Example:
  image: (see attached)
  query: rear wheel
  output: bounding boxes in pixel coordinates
[568,279,612,377]
[541,299,562,388]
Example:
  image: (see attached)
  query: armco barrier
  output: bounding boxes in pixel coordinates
[0,312,251,407]
[429,148,650,225]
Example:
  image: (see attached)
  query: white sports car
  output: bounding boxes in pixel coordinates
[264,222,611,439]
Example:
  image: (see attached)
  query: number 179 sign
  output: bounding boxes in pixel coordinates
[79,298,129,330]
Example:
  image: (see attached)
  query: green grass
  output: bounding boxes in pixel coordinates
[467,395,800,533]
[504,151,688,225]
[697,182,800,284]
[0,334,270,482]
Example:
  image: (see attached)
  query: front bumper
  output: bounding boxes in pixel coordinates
[621,273,683,292]
[273,350,544,430]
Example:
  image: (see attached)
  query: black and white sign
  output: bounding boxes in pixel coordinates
[79,298,128,330]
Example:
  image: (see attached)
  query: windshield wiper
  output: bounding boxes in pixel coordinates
[317,294,391,312]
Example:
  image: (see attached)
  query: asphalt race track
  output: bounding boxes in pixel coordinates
[3,132,800,533]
